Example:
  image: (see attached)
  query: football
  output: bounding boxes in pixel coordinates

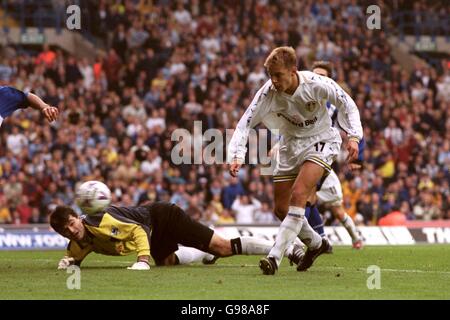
[75,180,112,215]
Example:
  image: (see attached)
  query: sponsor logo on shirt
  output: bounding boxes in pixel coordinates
[276,113,318,128]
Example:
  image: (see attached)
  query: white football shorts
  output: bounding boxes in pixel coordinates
[316,169,343,206]
[273,127,342,183]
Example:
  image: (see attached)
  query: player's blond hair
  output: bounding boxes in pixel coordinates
[264,46,297,70]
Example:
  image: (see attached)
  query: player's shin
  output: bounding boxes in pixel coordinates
[175,247,214,264]
[268,206,305,266]
[340,212,360,242]
[232,237,272,255]
[231,236,304,257]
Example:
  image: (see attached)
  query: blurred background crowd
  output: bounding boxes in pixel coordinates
[0,0,449,226]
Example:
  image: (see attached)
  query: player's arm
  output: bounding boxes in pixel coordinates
[268,133,283,158]
[58,241,93,269]
[101,213,151,270]
[0,86,28,118]
[313,79,363,162]
[26,92,59,122]
[227,81,270,176]
[349,138,365,171]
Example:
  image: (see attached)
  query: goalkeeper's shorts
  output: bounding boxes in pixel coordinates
[148,202,214,265]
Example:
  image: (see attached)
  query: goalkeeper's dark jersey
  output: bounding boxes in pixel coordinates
[66,205,153,265]
[65,202,215,266]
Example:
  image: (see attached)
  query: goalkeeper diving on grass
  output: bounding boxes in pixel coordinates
[50,201,304,270]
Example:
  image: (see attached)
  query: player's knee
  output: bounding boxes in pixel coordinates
[157,253,177,266]
[308,193,318,205]
[332,205,346,219]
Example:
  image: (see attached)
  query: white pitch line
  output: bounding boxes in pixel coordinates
[378,268,450,275]
[208,264,450,275]
[0,258,55,263]
[0,258,131,264]
[2,259,450,275]
[317,266,450,275]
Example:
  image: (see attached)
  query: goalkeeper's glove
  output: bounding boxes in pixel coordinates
[127,261,150,270]
[57,256,75,270]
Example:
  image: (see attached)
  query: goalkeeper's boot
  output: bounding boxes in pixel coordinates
[202,255,219,265]
[259,256,278,275]
[297,238,331,272]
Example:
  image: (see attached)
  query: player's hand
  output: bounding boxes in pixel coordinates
[348,162,362,171]
[346,140,359,163]
[229,160,242,177]
[42,105,59,122]
[268,143,280,158]
[57,257,75,270]
[127,261,150,270]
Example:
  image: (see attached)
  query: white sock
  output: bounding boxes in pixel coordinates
[239,236,303,256]
[299,219,322,250]
[175,247,213,264]
[239,237,273,255]
[340,213,360,242]
[268,206,305,266]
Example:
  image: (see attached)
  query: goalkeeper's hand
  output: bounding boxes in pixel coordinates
[57,256,75,270]
[127,261,150,270]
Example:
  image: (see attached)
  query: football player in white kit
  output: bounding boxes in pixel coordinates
[311,61,363,249]
[228,47,363,275]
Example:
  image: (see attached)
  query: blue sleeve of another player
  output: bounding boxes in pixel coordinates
[0,86,29,118]
[356,138,365,163]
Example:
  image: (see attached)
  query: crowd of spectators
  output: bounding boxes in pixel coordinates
[0,0,449,226]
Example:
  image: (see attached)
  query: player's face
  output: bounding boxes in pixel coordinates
[267,65,297,93]
[313,67,329,78]
[61,216,86,241]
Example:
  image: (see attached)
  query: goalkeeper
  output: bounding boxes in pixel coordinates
[50,202,303,270]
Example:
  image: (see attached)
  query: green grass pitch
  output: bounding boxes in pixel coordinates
[1,245,449,300]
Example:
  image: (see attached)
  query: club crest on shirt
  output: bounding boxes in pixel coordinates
[305,101,317,112]
[111,226,119,236]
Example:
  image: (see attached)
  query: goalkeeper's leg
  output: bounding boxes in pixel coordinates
[174,247,215,264]
[208,233,303,258]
